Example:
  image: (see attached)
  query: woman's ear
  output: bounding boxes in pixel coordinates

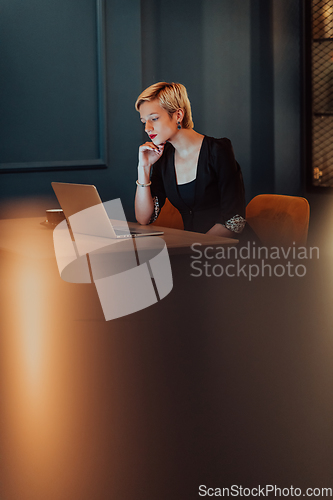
[176,108,185,124]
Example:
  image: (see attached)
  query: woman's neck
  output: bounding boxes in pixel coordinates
[168,129,204,159]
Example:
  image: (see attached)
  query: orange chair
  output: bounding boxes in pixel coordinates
[246,194,310,247]
[151,198,184,230]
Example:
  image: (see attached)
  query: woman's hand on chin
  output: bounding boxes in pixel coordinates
[138,142,165,169]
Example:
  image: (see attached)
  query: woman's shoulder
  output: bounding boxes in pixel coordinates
[204,135,233,150]
[204,135,236,163]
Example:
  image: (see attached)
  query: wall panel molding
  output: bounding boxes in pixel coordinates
[0,0,107,173]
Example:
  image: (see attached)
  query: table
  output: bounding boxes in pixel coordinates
[0,216,238,257]
[0,216,333,499]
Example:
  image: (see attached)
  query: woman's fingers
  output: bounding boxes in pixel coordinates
[138,141,165,167]
[139,142,164,157]
[140,142,161,152]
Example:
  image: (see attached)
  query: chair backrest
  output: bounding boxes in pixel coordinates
[151,198,184,230]
[246,194,310,247]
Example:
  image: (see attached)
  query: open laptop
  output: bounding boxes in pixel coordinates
[51,182,164,239]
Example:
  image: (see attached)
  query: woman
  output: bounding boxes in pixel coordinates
[134,82,246,238]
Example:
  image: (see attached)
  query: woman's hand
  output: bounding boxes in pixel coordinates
[135,142,165,225]
[138,141,165,170]
[206,223,235,238]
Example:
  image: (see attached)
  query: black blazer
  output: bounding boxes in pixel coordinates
[150,135,246,234]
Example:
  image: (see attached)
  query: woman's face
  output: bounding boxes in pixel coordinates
[139,99,179,145]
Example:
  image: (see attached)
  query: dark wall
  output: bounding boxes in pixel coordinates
[0,0,303,220]
[0,0,99,164]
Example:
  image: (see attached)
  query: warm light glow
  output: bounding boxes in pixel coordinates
[17,266,46,391]
[323,6,333,19]
[321,4,333,36]
[0,253,82,499]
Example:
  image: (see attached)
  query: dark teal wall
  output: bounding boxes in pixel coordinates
[273,0,303,195]
[0,0,303,219]
[0,0,100,164]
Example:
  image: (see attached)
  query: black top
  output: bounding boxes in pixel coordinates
[177,179,196,209]
[150,135,246,234]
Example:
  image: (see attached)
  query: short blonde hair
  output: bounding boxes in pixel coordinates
[135,82,194,129]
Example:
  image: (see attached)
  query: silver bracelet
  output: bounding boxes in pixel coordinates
[136,180,152,187]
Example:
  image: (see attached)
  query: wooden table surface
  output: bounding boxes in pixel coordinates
[0,216,238,258]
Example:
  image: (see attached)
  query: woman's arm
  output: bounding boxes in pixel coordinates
[135,142,165,225]
[210,138,246,237]
[206,223,235,238]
